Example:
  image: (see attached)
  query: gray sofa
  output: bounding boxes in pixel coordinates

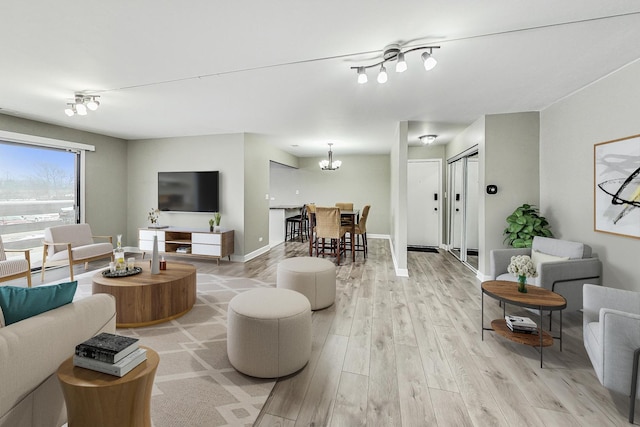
[0,294,116,427]
[490,236,602,312]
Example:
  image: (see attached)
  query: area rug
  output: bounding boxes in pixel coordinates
[68,269,277,427]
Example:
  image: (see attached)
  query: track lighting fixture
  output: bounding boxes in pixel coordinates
[319,143,342,170]
[419,134,438,145]
[351,44,440,84]
[64,94,100,117]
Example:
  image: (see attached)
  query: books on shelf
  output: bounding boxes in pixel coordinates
[74,348,147,377]
[505,315,538,333]
[176,246,191,253]
[75,332,139,364]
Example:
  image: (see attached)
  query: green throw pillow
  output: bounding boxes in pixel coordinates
[0,281,77,325]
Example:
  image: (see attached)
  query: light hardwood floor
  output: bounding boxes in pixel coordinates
[23,238,635,426]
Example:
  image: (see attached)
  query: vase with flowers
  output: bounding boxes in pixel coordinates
[148,208,160,228]
[507,255,538,293]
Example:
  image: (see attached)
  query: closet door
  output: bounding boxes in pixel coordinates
[447,149,479,271]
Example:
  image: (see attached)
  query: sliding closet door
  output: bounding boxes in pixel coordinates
[447,148,479,271]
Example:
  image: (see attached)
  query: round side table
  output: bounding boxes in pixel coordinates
[57,345,159,427]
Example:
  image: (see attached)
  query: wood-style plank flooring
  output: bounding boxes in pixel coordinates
[24,238,635,426]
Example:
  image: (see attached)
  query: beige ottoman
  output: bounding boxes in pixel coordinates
[227,288,311,378]
[277,257,336,310]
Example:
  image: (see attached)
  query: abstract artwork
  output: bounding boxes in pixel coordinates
[594,134,640,239]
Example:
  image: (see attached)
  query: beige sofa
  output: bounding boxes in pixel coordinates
[0,294,116,427]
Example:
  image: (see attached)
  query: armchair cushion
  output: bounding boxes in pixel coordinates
[531,236,587,259]
[531,249,569,267]
[0,281,77,325]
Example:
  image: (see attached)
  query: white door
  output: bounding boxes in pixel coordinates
[407,160,441,247]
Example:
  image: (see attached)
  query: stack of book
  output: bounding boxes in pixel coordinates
[505,315,538,334]
[74,332,146,377]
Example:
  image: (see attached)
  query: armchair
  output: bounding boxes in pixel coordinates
[0,235,32,287]
[583,284,640,423]
[41,223,113,282]
[490,236,602,312]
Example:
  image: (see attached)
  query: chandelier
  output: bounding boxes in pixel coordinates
[351,44,440,84]
[319,143,342,170]
[64,94,100,117]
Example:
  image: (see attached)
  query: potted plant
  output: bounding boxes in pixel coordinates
[209,218,214,232]
[503,203,553,248]
[213,212,221,232]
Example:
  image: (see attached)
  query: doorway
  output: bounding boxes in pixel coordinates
[447,149,479,270]
[407,159,441,250]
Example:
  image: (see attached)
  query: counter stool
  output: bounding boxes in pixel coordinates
[227,288,311,378]
[277,256,336,310]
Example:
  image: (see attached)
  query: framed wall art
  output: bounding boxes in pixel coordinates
[594,134,640,239]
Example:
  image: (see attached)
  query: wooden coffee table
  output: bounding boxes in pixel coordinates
[57,345,159,427]
[92,262,197,327]
[481,280,567,368]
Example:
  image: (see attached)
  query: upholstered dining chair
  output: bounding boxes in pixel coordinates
[583,284,640,422]
[314,207,348,265]
[0,235,32,287]
[354,205,371,258]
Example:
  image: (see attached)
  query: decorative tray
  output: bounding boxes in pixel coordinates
[102,267,143,278]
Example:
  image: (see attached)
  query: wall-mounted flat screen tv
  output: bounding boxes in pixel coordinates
[158,171,219,212]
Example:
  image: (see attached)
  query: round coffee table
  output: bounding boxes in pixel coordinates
[92,262,196,327]
[481,280,567,368]
[57,346,159,427]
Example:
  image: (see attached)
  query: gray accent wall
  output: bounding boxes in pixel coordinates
[540,59,640,291]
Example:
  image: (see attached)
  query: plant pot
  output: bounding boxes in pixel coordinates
[210,226,214,232]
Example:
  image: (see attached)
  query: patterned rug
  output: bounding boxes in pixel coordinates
[71,270,276,427]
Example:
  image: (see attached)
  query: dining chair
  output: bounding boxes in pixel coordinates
[335,202,355,245]
[314,207,348,265]
[285,204,307,242]
[354,205,370,258]
[307,204,317,256]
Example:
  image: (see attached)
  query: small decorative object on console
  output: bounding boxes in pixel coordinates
[114,234,125,272]
[507,254,538,293]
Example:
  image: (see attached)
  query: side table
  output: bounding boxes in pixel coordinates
[481,280,566,368]
[57,345,159,427]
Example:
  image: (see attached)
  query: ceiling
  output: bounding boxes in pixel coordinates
[1,1,640,157]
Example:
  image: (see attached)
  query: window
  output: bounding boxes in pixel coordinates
[0,141,79,268]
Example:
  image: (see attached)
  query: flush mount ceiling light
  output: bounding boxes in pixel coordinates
[419,134,438,144]
[319,143,342,170]
[64,94,100,117]
[351,43,440,84]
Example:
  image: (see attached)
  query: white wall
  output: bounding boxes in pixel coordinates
[540,59,640,291]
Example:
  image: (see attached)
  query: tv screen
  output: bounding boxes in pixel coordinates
[158,171,219,213]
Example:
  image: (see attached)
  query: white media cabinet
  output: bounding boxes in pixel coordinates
[139,227,234,264]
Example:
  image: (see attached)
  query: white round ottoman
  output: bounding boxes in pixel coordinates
[277,257,336,310]
[227,288,311,378]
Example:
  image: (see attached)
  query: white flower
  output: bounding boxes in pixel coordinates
[507,255,538,278]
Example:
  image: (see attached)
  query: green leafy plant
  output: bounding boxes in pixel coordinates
[213,212,221,226]
[503,204,553,248]
[209,218,214,227]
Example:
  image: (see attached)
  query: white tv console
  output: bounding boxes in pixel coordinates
[139,227,234,264]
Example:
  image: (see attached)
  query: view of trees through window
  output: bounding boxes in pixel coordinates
[0,141,78,268]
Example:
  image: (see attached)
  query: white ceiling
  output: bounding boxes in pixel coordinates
[1,1,640,157]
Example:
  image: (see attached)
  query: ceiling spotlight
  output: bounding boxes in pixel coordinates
[64,104,76,117]
[75,102,87,115]
[419,134,438,144]
[377,64,388,84]
[395,52,407,73]
[351,43,440,84]
[421,50,437,71]
[86,96,100,111]
[357,67,368,84]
